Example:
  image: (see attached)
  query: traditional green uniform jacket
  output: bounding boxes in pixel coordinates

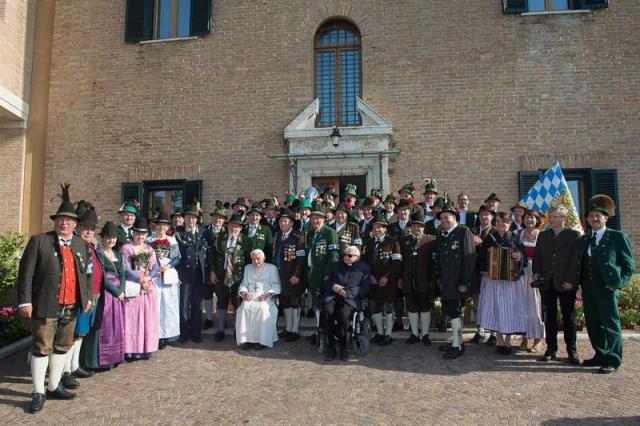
[115,223,133,251]
[244,223,274,263]
[576,227,635,369]
[305,224,340,293]
[331,221,362,255]
[209,233,252,287]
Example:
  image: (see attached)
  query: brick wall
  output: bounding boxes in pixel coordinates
[42,1,639,257]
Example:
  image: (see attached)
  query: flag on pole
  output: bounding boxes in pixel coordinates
[520,162,583,233]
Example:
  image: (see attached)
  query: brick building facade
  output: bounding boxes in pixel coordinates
[1,1,638,257]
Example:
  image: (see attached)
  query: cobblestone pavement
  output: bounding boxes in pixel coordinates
[1,332,639,425]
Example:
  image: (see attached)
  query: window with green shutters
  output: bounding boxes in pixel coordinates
[121,180,203,218]
[125,0,212,42]
[502,0,608,13]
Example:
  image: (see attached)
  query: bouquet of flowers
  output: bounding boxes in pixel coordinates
[151,238,171,260]
[132,250,151,272]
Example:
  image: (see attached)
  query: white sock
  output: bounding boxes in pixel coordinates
[204,299,214,321]
[477,326,485,337]
[292,308,300,334]
[451,317,462,349]
[315,309,321,328]
[64,348,72,374]
[216,309,226,332]
[408,312,420,337]
[47,353,67,391]
[31,355,49,394]
[372,313,384,335]
[384,313,394,336]
[71,338,82,372]
[419,311,431,337]
[284,308,293,332]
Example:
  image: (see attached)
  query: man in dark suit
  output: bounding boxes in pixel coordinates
[576,195,636,373]
[202,209,226,330]
[244,204,274,263]
[434,201,476,359]
[260,199,280,237]
[17,185,92,413]
[175,205,211,343]
[456,192,476,228]
[532,205,581,364]
[273,209,306,342]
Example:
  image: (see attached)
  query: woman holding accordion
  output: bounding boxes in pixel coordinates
[476,212,527,355]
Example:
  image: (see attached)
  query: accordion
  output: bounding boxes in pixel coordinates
[487,247,519,281]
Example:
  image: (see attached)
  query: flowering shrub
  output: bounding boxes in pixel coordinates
[0,232,28,307]
[0,306,30,347]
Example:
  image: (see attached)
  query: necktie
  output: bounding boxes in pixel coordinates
[127,228,133,240]
[589,233,597,256]
[275,234,284,268]
[249,226,256,238]
[225,237,236,281]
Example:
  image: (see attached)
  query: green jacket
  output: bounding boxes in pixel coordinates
[209,233,252,287]
[305,224,340,292]
[576,228,635,290]
[244,223,274,263]
[115,224,132,251]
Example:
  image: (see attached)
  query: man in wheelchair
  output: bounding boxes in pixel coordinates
[319,245,371,361]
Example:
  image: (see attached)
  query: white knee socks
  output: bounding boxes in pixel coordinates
[408,312,420,337]
[384,313,394,336]
[372,313,384,336]
[451,317,462,349]
[31,355,49,394]
[284,308,293,332]
[419,311,431,337]
[216,309,226,332]
[71,338,82,372]
[47,353,67,392]
[292,308,300,334]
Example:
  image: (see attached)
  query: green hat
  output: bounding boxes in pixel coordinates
[397,196,415,210]
[372,212,388,227]
[285,194,297,203]
[334,202,351,213]
[50,183,78,221]
[433,197,447,209]
[264,198,277,210]
[210,209,227,219]
[247,202,263,215]
[99,221,119,237]
[362,196,376,209]
[322,185,337,197]
[184,204,200,217]
[383,193,397,205]
[586,194,615,217]
[437,201,459,221]
[370,189,383,200]
[119,200,139,215]
[231,197,250,209]
[343,184,358,198]
[398,182,416,195]
[299,199,312,209]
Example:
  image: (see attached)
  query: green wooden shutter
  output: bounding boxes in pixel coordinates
[503,0,528,13]
[183,180,203,208]
[518,171,541,200]
[576,0,608,9]
[124,0,154,42]
[590,169,620,230]
[122,182,143,203]
[190,0,212,36]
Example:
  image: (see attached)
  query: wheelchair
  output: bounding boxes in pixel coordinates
[316,299,371,357]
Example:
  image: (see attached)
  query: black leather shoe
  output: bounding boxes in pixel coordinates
[240,342,251,350]
[504,346,513,356]
[438,343,452,352]
[567,352,580,365]
[72,367,94,378]
[370,334,383,344]
[192,336,202,343]
[392,322,403,332]
[202,319,214,330]
[28,393,46,413]
[285,332,300,342]
[214,331,225,342]
[485,335,497,346]
[443,346,463,359]
[61,372,79,389]
[538,350,556,362]
[598,366,617,374]
[422,335,432,346]
[469,333,485,344]
[158,340,167,350]
[378,335,393,346]
[179,335,189,343]
[46,385,76,400]
[582,356,602,367]
[405,334,420,345]
[339,349,349,361]
[278,329,289,338]
[324,349,337,362]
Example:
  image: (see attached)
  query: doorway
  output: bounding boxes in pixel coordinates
[312,175,367,200]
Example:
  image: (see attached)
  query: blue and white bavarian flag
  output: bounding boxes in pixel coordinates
[520,162,583,233]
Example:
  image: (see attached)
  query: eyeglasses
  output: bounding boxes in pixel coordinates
[343,254,357,258]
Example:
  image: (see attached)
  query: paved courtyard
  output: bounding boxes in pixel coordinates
[1,332,639,425]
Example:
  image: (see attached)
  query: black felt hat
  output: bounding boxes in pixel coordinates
[227,213,245,225]
[155,211,171,224]
[132,217,149,233]
[99,221,119,237]
[50,183,78,221]
[76,201,98,228]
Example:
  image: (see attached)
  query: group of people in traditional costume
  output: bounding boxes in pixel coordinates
[17,179,636,413]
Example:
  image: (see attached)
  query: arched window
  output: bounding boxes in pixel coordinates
[315,20,361,127]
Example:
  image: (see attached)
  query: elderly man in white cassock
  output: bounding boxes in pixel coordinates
[236,249,281,349]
